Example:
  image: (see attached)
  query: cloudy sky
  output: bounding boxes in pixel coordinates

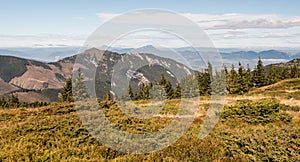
[1,0,300,49]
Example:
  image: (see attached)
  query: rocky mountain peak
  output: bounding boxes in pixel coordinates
[80,47,116,62]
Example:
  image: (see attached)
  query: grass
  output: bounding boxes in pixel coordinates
[0,79,300,161]
[248,78,300,100]
[0,99,299,161]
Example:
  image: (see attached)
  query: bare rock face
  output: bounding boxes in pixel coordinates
[83,48,105,62]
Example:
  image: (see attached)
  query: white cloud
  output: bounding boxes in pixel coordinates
[97,12,300,30]
[3,12,300,48]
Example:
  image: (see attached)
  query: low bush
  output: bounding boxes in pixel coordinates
[280,104,300,112]
[221,98,292,124]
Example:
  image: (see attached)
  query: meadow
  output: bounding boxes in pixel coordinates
[0,79,300,161]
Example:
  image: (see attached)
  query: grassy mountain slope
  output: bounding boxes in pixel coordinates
[0,78,299,161]
[247,78,300,105]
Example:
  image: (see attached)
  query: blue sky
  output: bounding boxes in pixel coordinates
[1,0,300,48]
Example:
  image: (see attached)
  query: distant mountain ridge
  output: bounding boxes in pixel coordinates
[220,50,291,60]
[0,48,193,102]
[2,46,300,62]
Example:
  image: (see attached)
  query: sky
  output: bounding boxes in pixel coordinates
[1,0,300,49]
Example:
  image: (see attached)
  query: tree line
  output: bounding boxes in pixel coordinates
[127,58,300,99]
[0,94,48,108]
[224,58,299,95]
[127,73,182,100]
[59,58,300,103]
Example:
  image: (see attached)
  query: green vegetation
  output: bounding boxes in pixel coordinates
[248,78,300,100]
[0,98,299,161]
[59,68,89,102]
[224,58,300,95]
[0,94,48,108]
[127,58,300,101]
[280,104,300,112]
[127,73,183,100]
[221,98,292,124]
[59,78,73,102]
[72,69,89,101]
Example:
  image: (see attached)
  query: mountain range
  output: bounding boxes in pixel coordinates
[2,45,300,63]
[1,46,300,102]
[0,48,193,102]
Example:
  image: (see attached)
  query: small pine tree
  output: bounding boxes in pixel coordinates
[173,83,181,98]
[159,73,167,86]
[237,62,248,94]
[197,69,211,95]
[245,64,253,88]
[10,94,19,104]
[223,65,230,93]
[211,70,227,95]
[59,78,74,102]
[73,69,90,101]
[137,83,150,100]
[228,64,239,94]
[266,65,278,85]
[164,80,174,99]
[252,57,266,87]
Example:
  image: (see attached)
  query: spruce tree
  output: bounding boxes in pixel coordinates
[59,78,74,102]
[173,83,181,98]
[252,58,266,87]
[159,73,167,86]
[211,70,227,95]
[73,68,90,101]
[223,65,230,93]
[164,80,174,99]
[10,94,19,104]
[237,62,248,94]
[245,64,253,89]
[197,69,211,95]
[266,65,278,85]
[138,83,150,100]
[228,64,239,94]
[9,94,19,107]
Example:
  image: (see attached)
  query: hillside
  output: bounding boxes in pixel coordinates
[246,78,300,106]
[0,78,299,161]
[220,78,300,108]
[0,78,19,95]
